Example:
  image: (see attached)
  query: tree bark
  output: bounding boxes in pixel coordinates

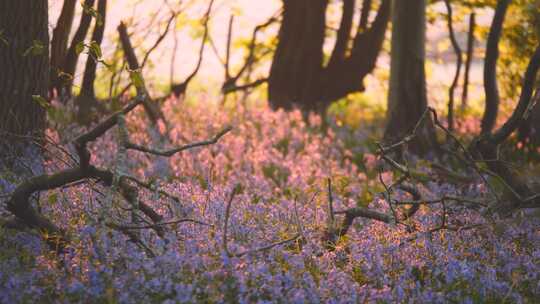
[517,87,540,146]
[0,0,49,137]
[268,0,327,112]
[0,0,49,201]
[77,0,107,123]
[474,45,540,213]
[60,0,96,98]
[268,0,390,114]
[50,0,77,96]
[383,0,437,155]
[359,0,372,32]
[327,0,355,70]
[444,0,462,134]
[461,12,475,110]
[481,0,510,135]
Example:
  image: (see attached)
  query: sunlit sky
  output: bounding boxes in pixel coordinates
[49,0,488,103]
[49,0,281,87]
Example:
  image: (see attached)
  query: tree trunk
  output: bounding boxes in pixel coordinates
[50,0,77,96]
[268,0,390,114]
[60,0,96,99]
[518,87,540,146]
[481,0,510,135]
[474,45,540,213]
[383,0,437,155]
[461,12,475,110]
[268,0,327,112]
[0,0,48,137]
[444,0,463,134]
[80,0,107,100]
[77,0,107,124]
[0,0,49,190]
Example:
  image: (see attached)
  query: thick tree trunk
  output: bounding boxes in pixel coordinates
[383,0,437,155]
[0,0,49,193]
[0,0,48,137]
[268,0,327,112]
[268,0,390,114]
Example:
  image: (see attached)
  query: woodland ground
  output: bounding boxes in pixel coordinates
[0,95,539,303]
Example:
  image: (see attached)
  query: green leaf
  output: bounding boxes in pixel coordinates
[233,183,244,195]
[409,169,431,183]
[128,68,144,89]
[82,2,103,25]
[75,41,85,55]
[23,40,45,56]
[48,193,58,205]
[0,29,8,46]
[31,95,50,109]
[89,41,102,59]
[97,59,115,71]
[82,3,98,18]
[57,70,74,82]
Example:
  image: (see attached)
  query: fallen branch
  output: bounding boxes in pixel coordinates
[6,88,231,252]
[126,126,232,157]
[114,218,213,230]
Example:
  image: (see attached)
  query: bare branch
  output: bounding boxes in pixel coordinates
[171,0,215,97]
[220,10,280,95]
[126,126,232,157]
[222,186,238,257]
[444,0,463,133]
[117,21,167,126]
[461,12,476,109]
[141,10,178,69]
[114,218,213,230]
[224,15,234,80]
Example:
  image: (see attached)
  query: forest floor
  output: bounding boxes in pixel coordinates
[1,96,539,303]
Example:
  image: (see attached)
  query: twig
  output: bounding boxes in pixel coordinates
[444,0,463,133]
[327,178,335,228]
[141,10,179,68]
[126,126,232,156]
[114,218,213,230]
[222,186,238,257]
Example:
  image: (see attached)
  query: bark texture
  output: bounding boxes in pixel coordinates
[77,0,107,123]
[0,0,49,137]
[60,0,96,98]
[268,0,390,113]
[383,0,436,155]
[481,0,510,135]
[50,0,77,96]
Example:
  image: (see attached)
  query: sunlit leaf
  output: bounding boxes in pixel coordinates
[31,95,50,109]
[23,40,45,56]
[128,68,145,89]
[0,29,8,46]
[89,41,102,59]
[75,41,85,55]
